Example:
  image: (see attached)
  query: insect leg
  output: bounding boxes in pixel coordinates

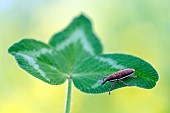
[108,82,114,95]
[117,79,130,86]
[129,75,138,78]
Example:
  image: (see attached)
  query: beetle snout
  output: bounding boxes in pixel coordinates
[101,79,107,85]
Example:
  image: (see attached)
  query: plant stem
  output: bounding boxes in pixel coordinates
[65,78,72,113]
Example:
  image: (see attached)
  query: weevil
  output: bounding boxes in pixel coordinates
[102,68,137,95]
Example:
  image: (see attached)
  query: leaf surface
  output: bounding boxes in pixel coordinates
[8,39,68,85]
[72,54,159,94]
[49,14,102,55]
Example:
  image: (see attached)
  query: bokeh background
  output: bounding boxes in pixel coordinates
[0,0,169,113]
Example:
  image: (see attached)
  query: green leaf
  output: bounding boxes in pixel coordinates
[8,14,159,94]
[49,14,103,55]
[49,14,103,75]
[72,54,159,94]
[8,39,68,85]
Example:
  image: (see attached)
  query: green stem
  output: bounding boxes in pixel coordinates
[65,78,72,113]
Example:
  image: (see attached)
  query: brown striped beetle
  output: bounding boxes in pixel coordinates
[102,68,137,95]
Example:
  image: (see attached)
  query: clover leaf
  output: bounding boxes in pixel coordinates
[8,14,159,113]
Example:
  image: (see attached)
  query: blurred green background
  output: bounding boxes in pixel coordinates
[0,0,169,113]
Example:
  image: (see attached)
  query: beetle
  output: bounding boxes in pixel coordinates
[101,68,137,95]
